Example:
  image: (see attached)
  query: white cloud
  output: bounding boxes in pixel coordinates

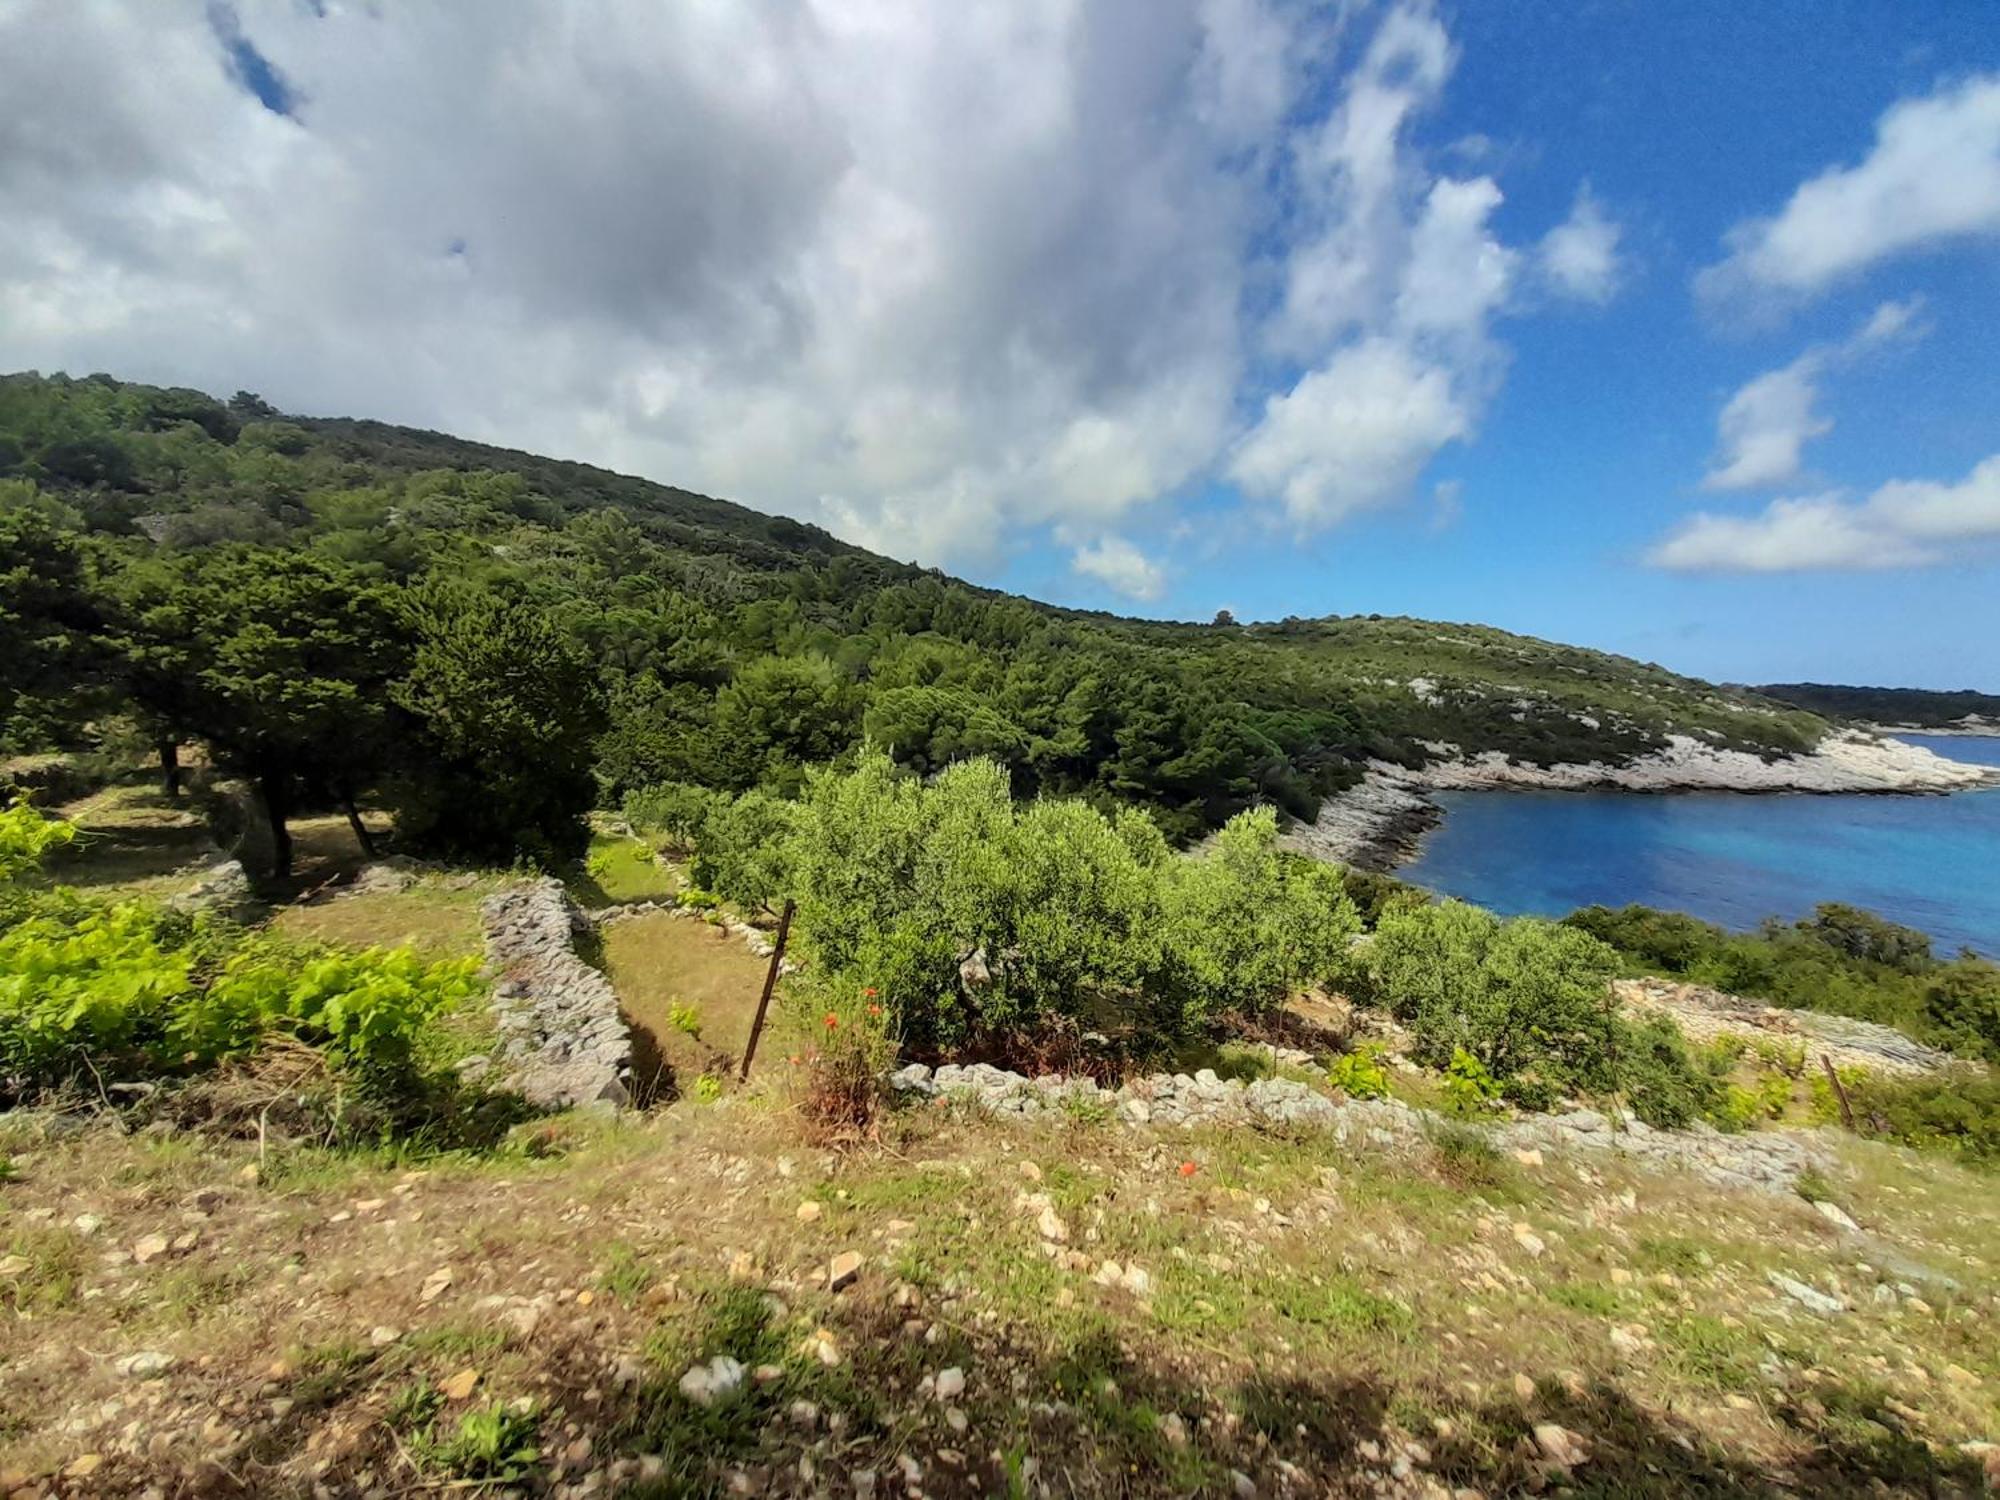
[0,0,1610,570]
[1700,74,2000,308]
[1071,533,1168,601]
[1703,359,1832,492]
[1652,454,2000,573]
[1702,298,1926,491]
[1538,186,1621,303]
[1231,338,1469,527]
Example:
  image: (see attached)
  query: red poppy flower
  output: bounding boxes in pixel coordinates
[867,1003,883,1017]
[823,1012,840,1029]
[1178,1161,1199,1177]
[863,987,879,997]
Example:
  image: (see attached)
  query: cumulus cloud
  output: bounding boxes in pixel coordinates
[0,0,1606,573]
[1702,297,1926,491]
[1071,533,1168,601]
[1538,186,1621,303]
[1652,454,2000,573]
[1700,74,2000,309]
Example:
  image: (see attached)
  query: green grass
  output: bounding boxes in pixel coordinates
[570,833,680,907]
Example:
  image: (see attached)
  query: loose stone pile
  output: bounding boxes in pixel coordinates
[889,1062,1824,1198]
[1616,977,1961,1077]
[480,878,632,1109]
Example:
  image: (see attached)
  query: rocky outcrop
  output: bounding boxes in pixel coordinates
[1285,729,1999,869]
[1615,977,1962,1077]
[480,878,631,1109]
[889,1062,1823,1197]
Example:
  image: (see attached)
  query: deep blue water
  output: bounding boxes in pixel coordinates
[1396,735,2000,956]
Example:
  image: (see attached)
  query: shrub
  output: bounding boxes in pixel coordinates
[787,751,1358,1058]
[1836,1071,2000,1167]
[1441,1047,1500,1115]
[1327,1046,1389,1101]
[1368,901,1619,1096]
[0,797,74,884]
[620,780,716,853]
[0,895,482,1105]
[1611,1013,1728,1130]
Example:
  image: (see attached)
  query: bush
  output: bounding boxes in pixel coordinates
[1836,1071,2000,1167]
[1368,900,1619,1098]
[786,751,1359,1057]
[0,891,482,1106]
[621,781,716,853]
[788,979,893,1139]
[1567,901,1997,1065]
[1612,1013,1729,1130]
[1327,1046,1389,1100]
[690,788,800,917]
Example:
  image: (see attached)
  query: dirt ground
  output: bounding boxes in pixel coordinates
[2,1088,1996,1500]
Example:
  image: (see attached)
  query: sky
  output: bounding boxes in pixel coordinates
[2,1,1998,689]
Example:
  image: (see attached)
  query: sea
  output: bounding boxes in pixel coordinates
[1394,733,2000,956]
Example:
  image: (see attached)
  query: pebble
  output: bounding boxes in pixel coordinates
[934,1367,966,1401]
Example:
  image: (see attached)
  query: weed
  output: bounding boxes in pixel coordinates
[1060,1090,1113,1126]
[1793,1165,1836,1203]
[666,1002,702,1039]
[285,1340,376,1411]
[1441,1048,1500,1116]
[406,1323,509,1362]
[1545,1280,1622,1317]
[1270,1274,1414,1337]
[597,1242,654,1304]
[0,1227,85,1313]
[424,1402,542,1485]
[1659,1315,1762,1392]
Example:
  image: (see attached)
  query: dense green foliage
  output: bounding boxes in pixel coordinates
[1366,900,1621,1107]
[1830,1070,2000,1167]
[0,804,491,1136]
[4,370,1828,862]
[633,750,1359,1057]
[1757,682,2000,728]
[1362,899,1730,1125]
[1567,902,2000,1063]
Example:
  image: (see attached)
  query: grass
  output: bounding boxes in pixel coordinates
[567,832,681,908]
[3,1085,1997,1496]
[271,878,495,960]
[600,910,771,1099]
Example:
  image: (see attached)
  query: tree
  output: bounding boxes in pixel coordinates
[391,585,606,864]
[0,509,112,748]
[118,549,409,877]
[1212,609,1237,627]
[710,654,858,791]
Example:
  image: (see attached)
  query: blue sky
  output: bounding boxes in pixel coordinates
[2,1,1997,687]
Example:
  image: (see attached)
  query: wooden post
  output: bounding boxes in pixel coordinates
[1820,1053,1857,1132]
[739,899,795,1082]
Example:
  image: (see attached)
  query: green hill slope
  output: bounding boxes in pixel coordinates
[1,370,1826,837]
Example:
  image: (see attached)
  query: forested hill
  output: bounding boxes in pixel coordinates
[2,370,1826,846]
[1757,682,2000,729]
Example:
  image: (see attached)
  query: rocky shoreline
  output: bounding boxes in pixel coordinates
[1286,729,2000,871]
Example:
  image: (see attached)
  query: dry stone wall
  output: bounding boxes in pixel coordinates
[480,878,632,1109]
[889,1062,1823,1198]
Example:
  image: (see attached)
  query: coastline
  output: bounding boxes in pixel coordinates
[1285,729,2000,872]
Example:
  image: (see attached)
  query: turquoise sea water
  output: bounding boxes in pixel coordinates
[1395,734,2000,956]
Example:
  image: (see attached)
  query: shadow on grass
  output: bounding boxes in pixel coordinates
[113,1275,1988,1499]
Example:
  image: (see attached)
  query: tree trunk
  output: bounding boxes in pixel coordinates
[339,789,378,858]
[157,740,182,800]
[256,768,293,879]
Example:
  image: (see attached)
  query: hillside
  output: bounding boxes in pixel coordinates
[2,370,1834,848]
[1758,684,2000,732]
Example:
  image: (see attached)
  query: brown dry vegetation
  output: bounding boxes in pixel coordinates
[601,912,773,1102]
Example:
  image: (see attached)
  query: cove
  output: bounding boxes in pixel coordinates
[1395,734,2000,956]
